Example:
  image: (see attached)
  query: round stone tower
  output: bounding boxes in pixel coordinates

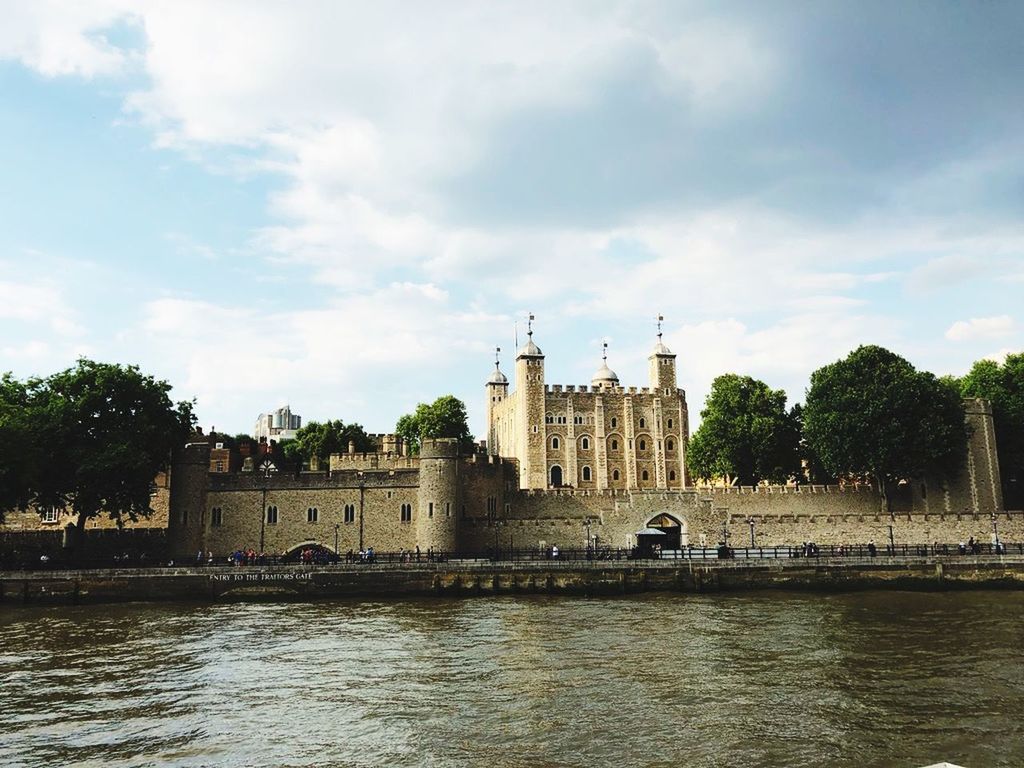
[167,439,211,559]
[485,346,509,456]
[416,437,461,553]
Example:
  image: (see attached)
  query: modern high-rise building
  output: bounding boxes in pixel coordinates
[253,405,302,442]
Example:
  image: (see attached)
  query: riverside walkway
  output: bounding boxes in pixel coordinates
[4,552,1024,605]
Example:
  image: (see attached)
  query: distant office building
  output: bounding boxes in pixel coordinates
[254,405,302,442]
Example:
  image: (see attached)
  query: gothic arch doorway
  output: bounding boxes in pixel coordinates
[550,465,563,488]
[647,513,686,549]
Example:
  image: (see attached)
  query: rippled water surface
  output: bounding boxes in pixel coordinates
[2,591,1024,768]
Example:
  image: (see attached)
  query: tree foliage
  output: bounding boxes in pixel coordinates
[959,353,1024,507]
[686,374,801,486]
[283,419,373,464]
[803,345,966,509]
[395,395,473,455]
[0,360,195,530]
[0,374,34,514]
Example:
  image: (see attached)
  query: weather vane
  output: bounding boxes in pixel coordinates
[656,314,664,340]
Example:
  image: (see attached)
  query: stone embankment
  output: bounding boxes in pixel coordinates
[4,556,1024,605]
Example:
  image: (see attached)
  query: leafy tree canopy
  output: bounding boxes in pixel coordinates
[283,419,373,464]
[959,353,1024,506]
[803,345,966,507]
[0,360,195,529]
[0,374,34,514]
[686,374,801,486]
[395,395,472,455]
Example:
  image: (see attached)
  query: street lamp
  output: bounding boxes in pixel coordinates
[888,524,895,554]
[584,517,592,555]
[747,517,755,548]
[991,512,1001,553]
[259,461,272,554]
[334,523,340,562]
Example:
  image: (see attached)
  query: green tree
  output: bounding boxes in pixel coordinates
[0,374,35,515]
[0,360,195,534]
[395,395,473,455]
[790,403,837,485]
[284,419,373,465]
[686,374,801,486]
[803,345,967,513]
[959,353,1024,507]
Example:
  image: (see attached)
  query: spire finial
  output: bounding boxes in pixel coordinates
[527,313,534,339]
[494,346,501,370]
[602,339,608,363]
[656,314,664,341]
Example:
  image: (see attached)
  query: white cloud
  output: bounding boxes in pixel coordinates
[0,1,135,77]
[945,315,1015,342]
[984,348,1022,364]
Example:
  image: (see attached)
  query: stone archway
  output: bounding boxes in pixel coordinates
[283,540,336,563]
[647,513,687,549]
[550,465,563,487]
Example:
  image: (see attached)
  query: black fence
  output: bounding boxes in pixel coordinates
[6,540,1022,572]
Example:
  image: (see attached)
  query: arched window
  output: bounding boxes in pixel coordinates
[307,507,319,523]
[638,439,646,451]
[551,436,560,450]
[610,439,619,451]
[400,503,412,522]
[266,505,278,525]
[610,417,617,428]
[612,469,620,481]
[639,417,646,428]
[666,438,674,451]
[581,436,590,450]
[550,465,563,487]
[641,470,649,481]
[582,466,592,482]
[667,418,673,429]
[669,470,676,481]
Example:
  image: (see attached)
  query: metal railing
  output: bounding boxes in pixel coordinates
[5,541,1021,572]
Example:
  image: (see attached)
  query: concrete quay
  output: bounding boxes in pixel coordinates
[4,555,1024,605]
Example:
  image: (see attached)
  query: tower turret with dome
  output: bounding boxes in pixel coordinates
[591,342,620,390]
[515,315,547,489]
[648,315,677,394]
[485,346,509,456]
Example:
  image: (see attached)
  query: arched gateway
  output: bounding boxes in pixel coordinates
[645,514,687,550]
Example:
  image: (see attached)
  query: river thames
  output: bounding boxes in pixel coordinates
[2,591,1022,768]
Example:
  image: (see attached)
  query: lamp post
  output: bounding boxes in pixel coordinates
[334,523,339,562]
[259,461,271,554]
[747,517,755,548]
[991,512,1001,553]
[585,517,592,554]
[888,524,895,555]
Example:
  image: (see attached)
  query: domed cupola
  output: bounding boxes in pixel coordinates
[591,342,619,389]
[488,346,508,385]
[516,313,544,358]
[651,314,675,357]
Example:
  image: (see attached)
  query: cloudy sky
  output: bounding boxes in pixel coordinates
[2,1,1022,438]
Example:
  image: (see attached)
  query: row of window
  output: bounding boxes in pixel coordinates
[543,415,675,430]
[549,467,678,485]
[208,503,439,528]
[547,435,677,452]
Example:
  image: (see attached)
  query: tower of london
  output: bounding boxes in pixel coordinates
[486,318,689,491]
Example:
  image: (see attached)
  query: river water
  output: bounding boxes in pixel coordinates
[2,591,1022,768]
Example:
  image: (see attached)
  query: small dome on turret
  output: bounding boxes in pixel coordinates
[651,314,674,356]
[591,341,619,388]
[517,339,543,357]
[487,346,509,385]
[591,362,619,388]
[516,314,543,357]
